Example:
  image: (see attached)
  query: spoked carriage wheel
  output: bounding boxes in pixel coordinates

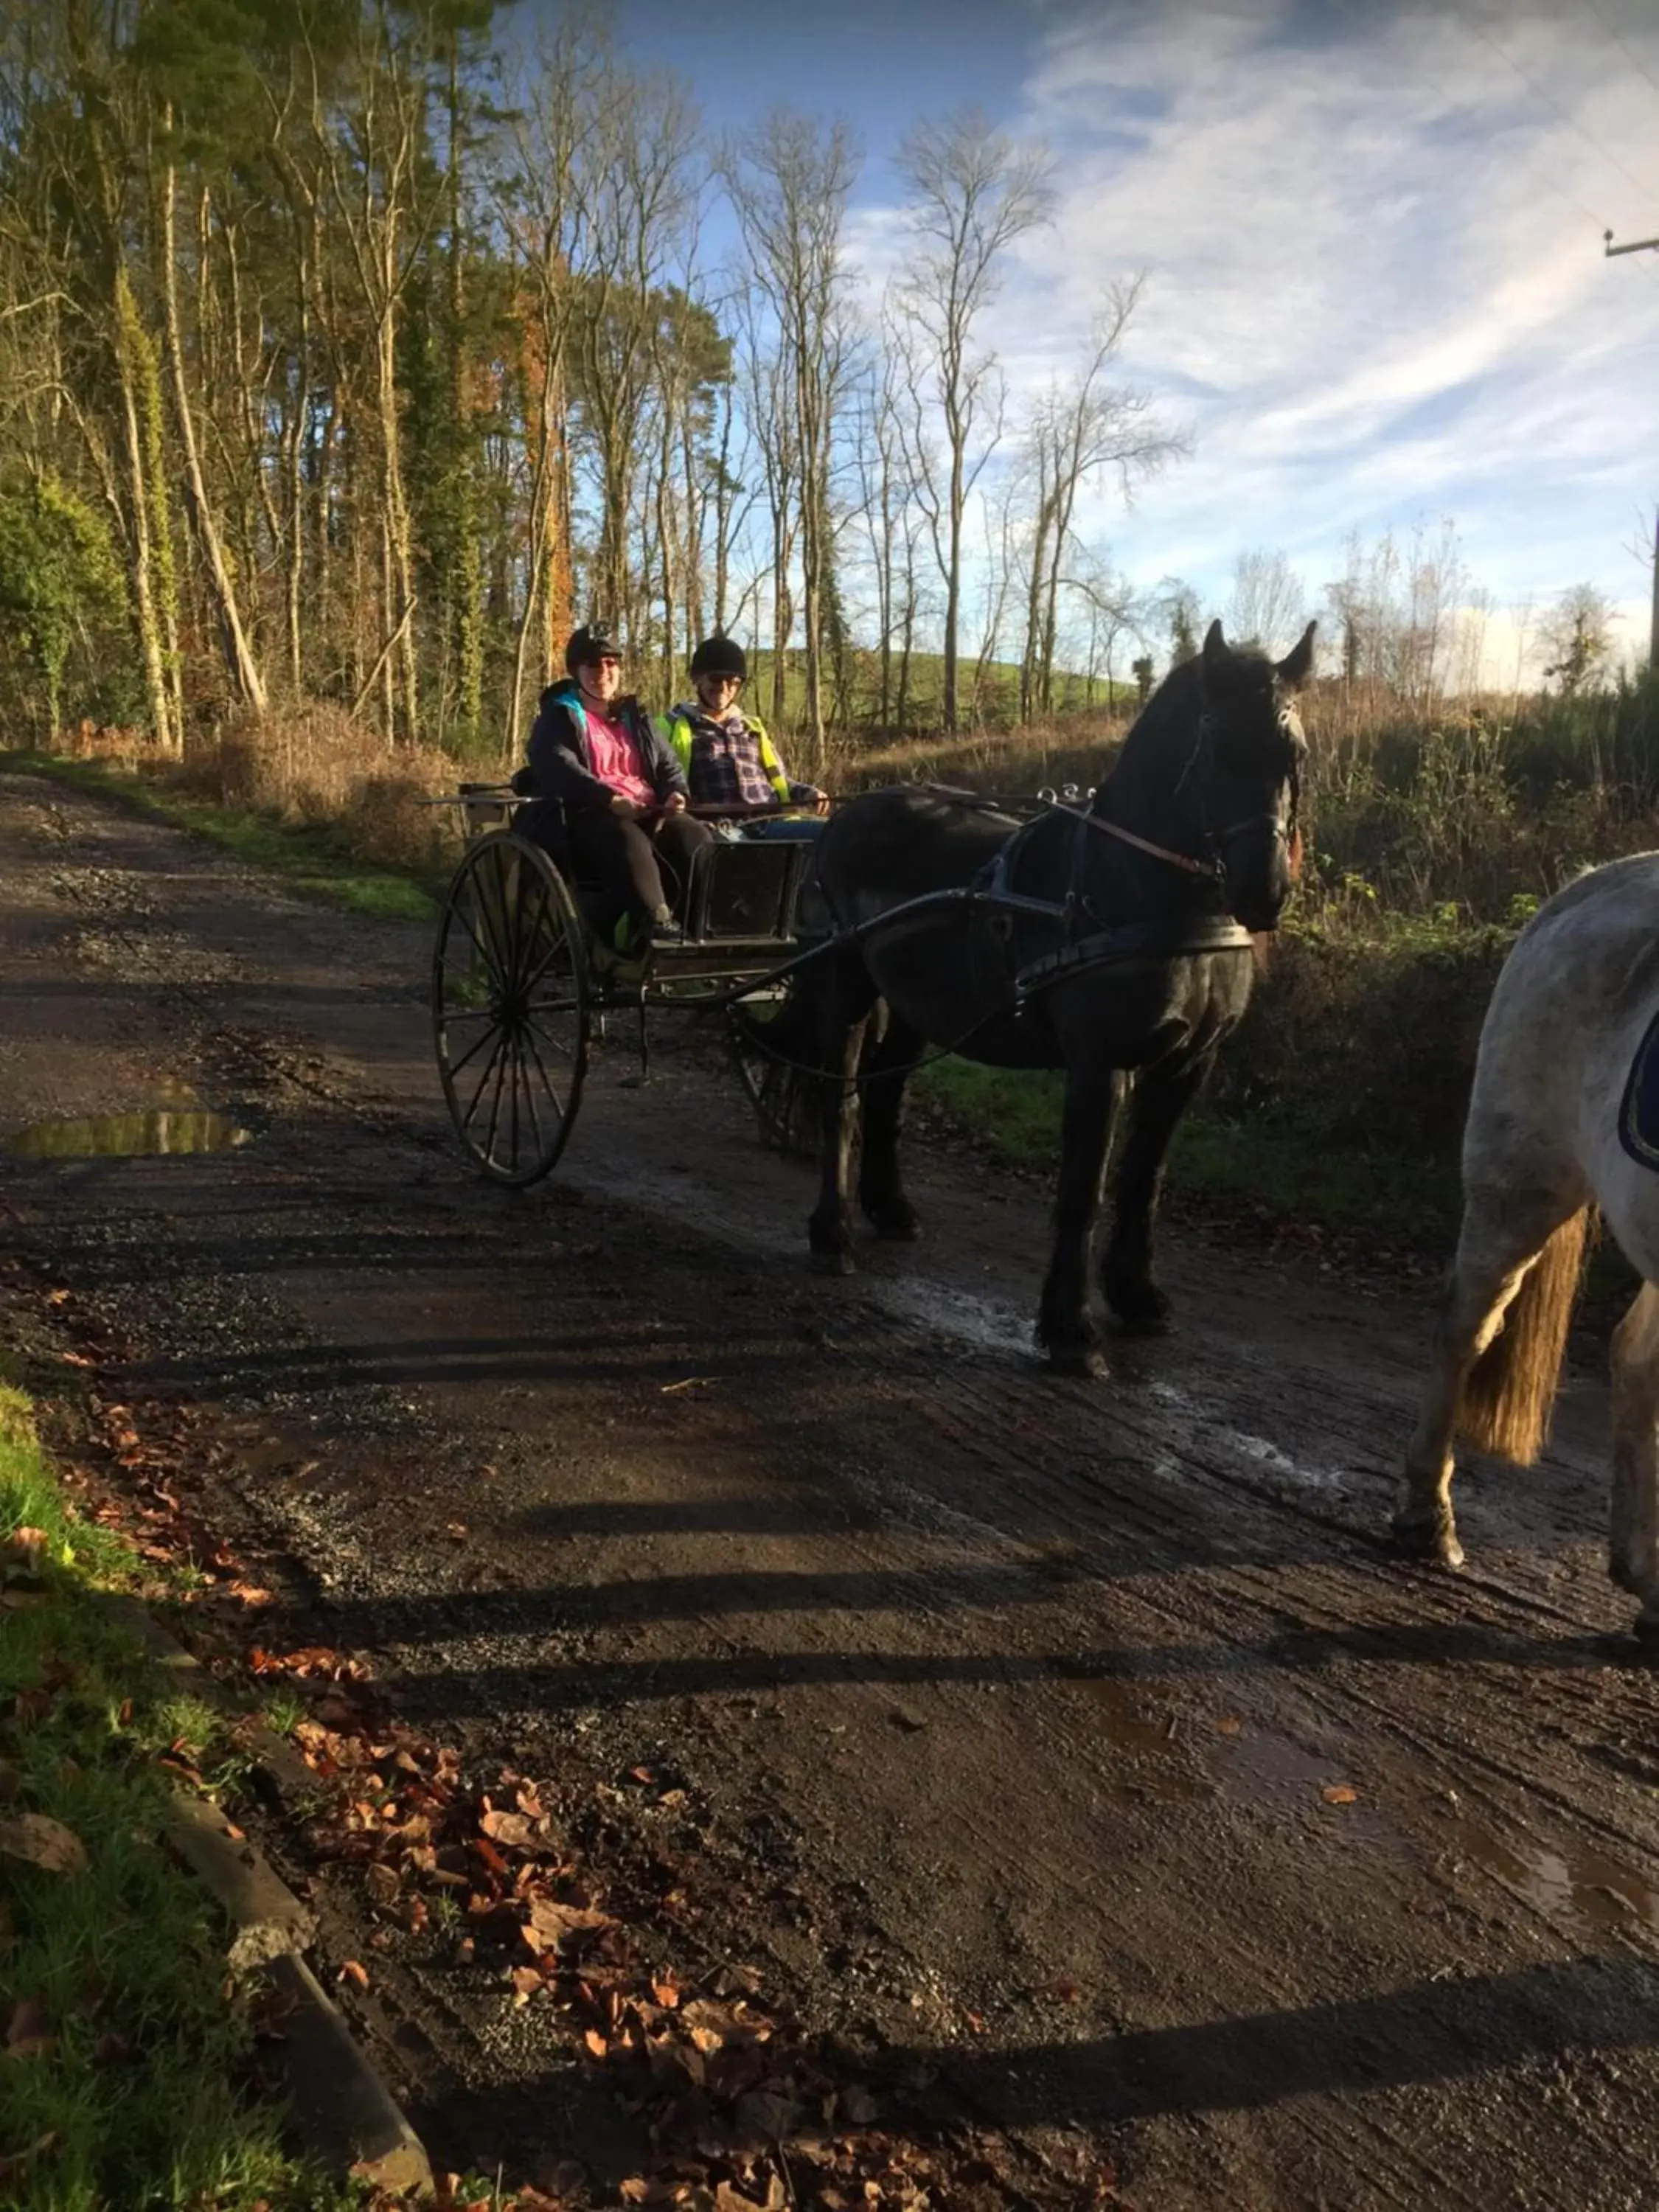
[433,830,589,1185]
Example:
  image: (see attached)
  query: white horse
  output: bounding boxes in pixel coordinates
[1396,852,1659,1637]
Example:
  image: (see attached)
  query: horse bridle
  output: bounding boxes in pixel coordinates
[1056,708,1303,888]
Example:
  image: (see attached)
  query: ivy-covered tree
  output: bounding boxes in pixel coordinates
[0,473,128,734]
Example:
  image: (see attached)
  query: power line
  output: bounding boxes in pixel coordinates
[1580,0,1659,105]
[1321,0,1630,246]
[1456,8,1659,209]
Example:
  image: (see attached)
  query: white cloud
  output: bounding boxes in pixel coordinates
[846,0,1659,653]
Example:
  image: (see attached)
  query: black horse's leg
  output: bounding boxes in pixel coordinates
[1037,1060,1122,1377]
[858,1010,924,1240]
[1101,1052,1214,1334]
[807,958,877,1275]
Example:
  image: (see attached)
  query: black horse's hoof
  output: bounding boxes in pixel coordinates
[1390,1510,1465,1571]
[1110,1306,1174,1339]
[1043,1343,1109,1380]
[810,1246,856,1278]
[865,1202,922,1243]
[1104,1279,1173,1335]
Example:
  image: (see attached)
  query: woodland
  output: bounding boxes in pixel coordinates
[0,0,1192,769]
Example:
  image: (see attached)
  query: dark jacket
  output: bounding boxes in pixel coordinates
[525,679,687,817]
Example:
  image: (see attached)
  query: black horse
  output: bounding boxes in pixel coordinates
[793,618,1314,1374]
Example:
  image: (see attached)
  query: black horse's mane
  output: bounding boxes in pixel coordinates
[1093,640,1280,816]
[1093,653,1204,813]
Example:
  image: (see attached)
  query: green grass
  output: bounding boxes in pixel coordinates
[912,1055,1464,1247]
[0,750,438,924]
[0,1381,345,2212]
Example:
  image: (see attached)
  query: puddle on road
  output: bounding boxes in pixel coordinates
[1450,1818,1659,1935]
[5,1110,250,1160]
[1068,1673,1207,1801]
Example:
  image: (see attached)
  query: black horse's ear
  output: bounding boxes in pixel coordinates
[1202,618,1228,668]
[1276,620,1317,691]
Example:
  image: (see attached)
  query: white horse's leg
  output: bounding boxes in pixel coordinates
[1395,1183,1579,1568]
[1610,1281,1659,1630]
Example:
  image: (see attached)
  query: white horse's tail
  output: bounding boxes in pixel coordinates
[1457,1207,1592,1466]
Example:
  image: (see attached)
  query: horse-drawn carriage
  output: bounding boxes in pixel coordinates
[430,618,1313,1373]
[431,787,819,1186]
[425,621,1659,1640]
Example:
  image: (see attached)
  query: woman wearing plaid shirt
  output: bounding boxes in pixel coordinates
[662,636,828,815]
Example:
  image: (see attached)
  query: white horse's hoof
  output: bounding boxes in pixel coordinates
[1391,1511,1465,1571]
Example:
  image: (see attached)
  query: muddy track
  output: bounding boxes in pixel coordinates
[4,766,1659,2211]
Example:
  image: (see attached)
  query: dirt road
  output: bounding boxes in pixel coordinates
[4,765,1659,2211]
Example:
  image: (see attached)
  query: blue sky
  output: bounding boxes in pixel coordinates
[589,0,1659,672]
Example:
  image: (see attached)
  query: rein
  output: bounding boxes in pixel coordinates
[1071,806,1224,882]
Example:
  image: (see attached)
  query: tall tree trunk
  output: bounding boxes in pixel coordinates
[375,291,417,742]
[159,141,266,713]
[112,265,179,754]
[447,41,482,740]
[943,440,964,732]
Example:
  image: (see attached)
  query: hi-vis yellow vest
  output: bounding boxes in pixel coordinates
[661,709,792,803]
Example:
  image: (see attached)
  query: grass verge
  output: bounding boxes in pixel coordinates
[0,749,439,925]
[0,1377,343,2211]
[911,1056,1464,1250]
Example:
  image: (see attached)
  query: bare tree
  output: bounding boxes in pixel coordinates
[155,105,267,714]
[1060,552,1141,705]
[308,1,442,743]
[1015,279,1181,720]
[1225,546,1305,653]
[568,63,699,651]
[891,108,1052,731]
[496,19,604,748]
[724,111,859,764]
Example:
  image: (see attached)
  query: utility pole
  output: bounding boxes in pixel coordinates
[1604,232,1659,668]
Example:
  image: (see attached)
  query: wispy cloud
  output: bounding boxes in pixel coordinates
[849,0,1659,656]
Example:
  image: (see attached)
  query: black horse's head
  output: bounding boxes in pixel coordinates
[1189,617,1314,933]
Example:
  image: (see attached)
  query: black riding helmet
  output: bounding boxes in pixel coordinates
[689,633,746,682]
[565,621,620,675]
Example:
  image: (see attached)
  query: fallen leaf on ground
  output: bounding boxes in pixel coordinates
[522,1893,615,1950]
[336,1960,370,1991]
[0,1814,88,1874]
[364,1863,401,1908]
[479,1807,535,1849]
[1037,1978,1082,2005]
[5,1996,55,2057]
[583,2028,608,2059]
[1214,1716,1242,1736]
[715,2185,773,2212]
[1321,1784,1358,1806]
[3,1528,49,1566]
